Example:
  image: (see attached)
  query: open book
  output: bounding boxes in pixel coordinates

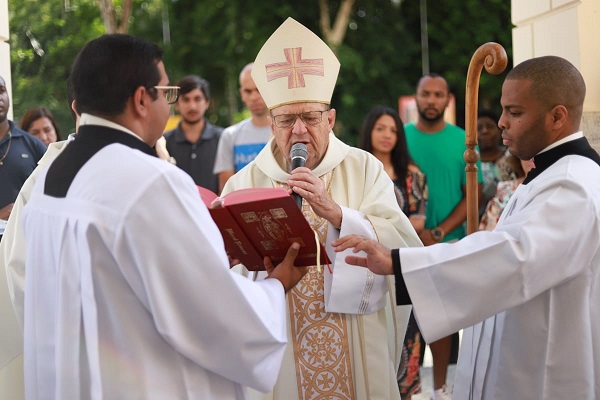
[198,186,329,271]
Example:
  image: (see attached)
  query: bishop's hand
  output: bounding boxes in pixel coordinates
[287,167,342,229]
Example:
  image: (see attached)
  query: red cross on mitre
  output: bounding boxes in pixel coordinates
[265,47,324,89]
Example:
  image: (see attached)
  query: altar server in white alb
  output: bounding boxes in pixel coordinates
[222,17,422,400]
[18,34,308,400]
[333,55,600,400]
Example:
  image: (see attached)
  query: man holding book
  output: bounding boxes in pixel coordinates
[13,34,308,400]
[222,17,422,400]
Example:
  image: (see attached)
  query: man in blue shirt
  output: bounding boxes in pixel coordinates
[0,75,46,224]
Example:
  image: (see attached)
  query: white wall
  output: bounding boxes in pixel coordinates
[0,0,12,120]
[511,0,600,149]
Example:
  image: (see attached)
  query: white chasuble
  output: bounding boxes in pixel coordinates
[224,133,421,400]
[282,173,354,399]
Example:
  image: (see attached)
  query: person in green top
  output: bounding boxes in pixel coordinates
[404,73,483,400]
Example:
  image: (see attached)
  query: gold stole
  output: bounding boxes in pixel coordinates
[276,171,355,399]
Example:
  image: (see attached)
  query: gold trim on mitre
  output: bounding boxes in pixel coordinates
[252,17,340,110]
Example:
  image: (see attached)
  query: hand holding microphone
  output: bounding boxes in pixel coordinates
[288,143,343,228]
[290,143,308,208]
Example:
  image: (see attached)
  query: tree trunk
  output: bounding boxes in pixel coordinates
[95,0,133,34]
[117,0,133,33]
[318,0,355,51]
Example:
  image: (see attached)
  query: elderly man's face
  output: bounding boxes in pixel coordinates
[269,102,336,170]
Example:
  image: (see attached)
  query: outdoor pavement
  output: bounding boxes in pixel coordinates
[411,345,457,400]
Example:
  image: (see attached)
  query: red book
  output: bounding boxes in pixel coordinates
[198,186,329,271]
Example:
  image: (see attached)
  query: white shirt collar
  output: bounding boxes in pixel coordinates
[78,113,144,142]
[537,131,584,155]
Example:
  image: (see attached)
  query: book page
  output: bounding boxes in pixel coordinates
[196,186,218,208]
[220,187,289,206]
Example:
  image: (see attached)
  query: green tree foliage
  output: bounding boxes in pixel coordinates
[9,0,103,133]
[335,0,512,142]
[163,0,321,127]
[335,0,423,143]
[7,0,163,133]
[419,0,513,127]
[163,0,511,141]
[7,0,511,142]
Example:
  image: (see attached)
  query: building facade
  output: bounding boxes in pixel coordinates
[512,0,600,150]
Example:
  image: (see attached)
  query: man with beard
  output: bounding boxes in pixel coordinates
[164,75,222,192]
[213,63,271,193]
[404,73,483,400]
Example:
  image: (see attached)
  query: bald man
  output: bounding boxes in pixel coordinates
[213,63,271,192]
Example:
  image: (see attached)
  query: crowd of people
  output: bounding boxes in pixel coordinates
[0,16,598,400]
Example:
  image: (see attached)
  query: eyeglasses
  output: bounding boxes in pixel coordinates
[151,86,180,104]
[271,110,329,129]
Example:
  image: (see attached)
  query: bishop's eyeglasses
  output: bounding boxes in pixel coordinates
[150,86,180,104]
[271,110,329,129]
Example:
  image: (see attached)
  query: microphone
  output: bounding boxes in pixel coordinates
[290,143,308,209]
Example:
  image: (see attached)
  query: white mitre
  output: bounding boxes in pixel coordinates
[252,17,340,110]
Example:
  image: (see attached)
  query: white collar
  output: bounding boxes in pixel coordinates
[79,114,144,142]
[537,131,584,155]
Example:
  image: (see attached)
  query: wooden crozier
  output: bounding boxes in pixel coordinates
[464,42,508,234]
